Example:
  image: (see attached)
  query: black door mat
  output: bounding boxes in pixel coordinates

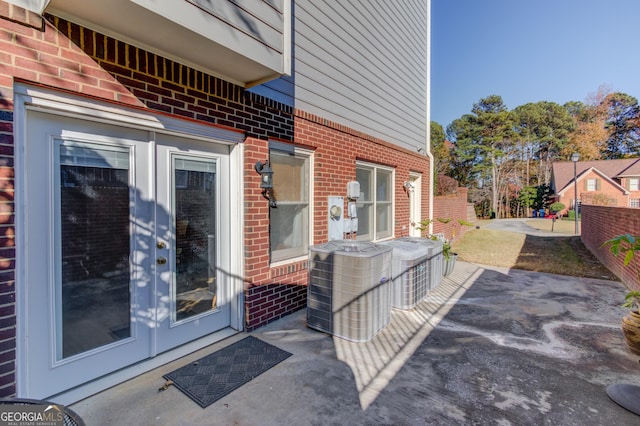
[163,336,292,408]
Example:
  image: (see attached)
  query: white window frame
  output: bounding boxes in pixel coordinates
[586,178,597,191]
[630,199,640,208]
[355,161,395,241]
[269,145,313,264]
[629,178,639,191]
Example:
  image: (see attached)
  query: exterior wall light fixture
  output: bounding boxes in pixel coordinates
[255,160,277,207]
[255,160,273,189]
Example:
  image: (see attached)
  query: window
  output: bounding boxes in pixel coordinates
[629,178,639,191]
[585,178,599,191]
[269,146,312,263]
[631,199,640,208]
[356,162,394,241]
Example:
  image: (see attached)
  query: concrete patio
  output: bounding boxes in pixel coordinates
[70,261,640,425]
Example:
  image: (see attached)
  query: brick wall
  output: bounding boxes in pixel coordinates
[432,187,472,243]
[297,111,431,241]
[244,111,432,329]
[0,2,433,394]
[560,170,630,211]
[1,5,298,396]
[581,204,640,290]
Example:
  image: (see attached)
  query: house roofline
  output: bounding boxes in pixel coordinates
[557,166,630,196]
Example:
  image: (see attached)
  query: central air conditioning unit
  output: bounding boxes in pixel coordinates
[379,239,433,310]
[396,237,444,291]
[307,240,392,342]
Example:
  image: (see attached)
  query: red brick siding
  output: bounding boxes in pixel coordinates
[621,177,640,205]
[245,282,307,331]
[581,205,640,290]
[559,171,630,213]
[0,3,433,391]
[432,188,471,243]
[0,2,43,30]
[295,111,431,242]
[243,112,432,329]
[0,6,299,397]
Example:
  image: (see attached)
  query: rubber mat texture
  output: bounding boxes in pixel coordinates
[163,336,292,408]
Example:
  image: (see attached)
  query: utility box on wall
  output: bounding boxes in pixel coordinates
[328,196,344,241]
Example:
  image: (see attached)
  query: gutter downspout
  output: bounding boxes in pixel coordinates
[426,0,434,236]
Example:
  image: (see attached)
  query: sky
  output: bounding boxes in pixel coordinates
[430,0,640,129]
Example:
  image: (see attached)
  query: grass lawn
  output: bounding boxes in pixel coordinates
[525,218,581,234]
[453,225,618,280]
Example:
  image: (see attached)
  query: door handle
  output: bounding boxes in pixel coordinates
[157,256,167,265]
[157,241,166,249]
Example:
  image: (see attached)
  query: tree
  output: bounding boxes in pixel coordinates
[471,95,515,218]
[562,86,609,161]
[604,92,640,158]
[513,101,574,186]
[517,186,537,216]
[441,86,640,220]
[447,95,516,218]
[565,121,608,160]
[430,121,451,177]
[446,114,483,187]
[512,103,539,187]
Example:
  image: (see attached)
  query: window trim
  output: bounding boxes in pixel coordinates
[355,161,395,241]
[268,144,314,264]
[585,178,598,192]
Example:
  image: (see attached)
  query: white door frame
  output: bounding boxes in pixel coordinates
[13,84,245,401]
[408,172,422,237]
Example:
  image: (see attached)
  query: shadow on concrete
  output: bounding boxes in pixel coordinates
[72,261,640,425]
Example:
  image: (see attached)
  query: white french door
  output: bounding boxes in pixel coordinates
[22,111,232,398]
[154,133,231,353]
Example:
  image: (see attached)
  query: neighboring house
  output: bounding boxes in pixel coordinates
[0,1,431,402]
[550,158,640,212]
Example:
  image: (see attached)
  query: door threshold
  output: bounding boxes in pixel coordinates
[44,327,240,405]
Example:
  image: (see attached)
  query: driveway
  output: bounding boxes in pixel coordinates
[483,218,572,237]
[71,261,640,425]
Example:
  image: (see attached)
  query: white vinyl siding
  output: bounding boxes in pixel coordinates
[48,0,289,84]
[185,0,284,54]
[248,74,295,107]
[291,0,428,152]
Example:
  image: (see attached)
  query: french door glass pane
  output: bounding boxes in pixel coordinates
[59,144,131,359]
[174,158,217,322]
